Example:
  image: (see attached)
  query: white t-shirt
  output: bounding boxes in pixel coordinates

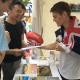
[56,16,80,79]
[58,51,80,79]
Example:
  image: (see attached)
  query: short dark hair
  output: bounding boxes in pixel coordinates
[50,1,71,16]
[9,1,26,10]
[2,0,10,2]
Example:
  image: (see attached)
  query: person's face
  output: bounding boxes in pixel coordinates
[52,12,65,26]
[1,0,13,12]
[9,5,26,21]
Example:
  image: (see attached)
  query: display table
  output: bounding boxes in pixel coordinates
[13,57,62,80]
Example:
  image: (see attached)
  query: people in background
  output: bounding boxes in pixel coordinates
[0,1,26,80]
[41,1,80,80]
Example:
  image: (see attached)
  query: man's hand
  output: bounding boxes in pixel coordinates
[55,42,65,52]
[12,49,22,56]
[28,40,41,46]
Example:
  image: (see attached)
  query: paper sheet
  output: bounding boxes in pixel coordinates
[21,46,42,51]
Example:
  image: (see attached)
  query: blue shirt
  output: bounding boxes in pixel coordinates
[0,23,9,52]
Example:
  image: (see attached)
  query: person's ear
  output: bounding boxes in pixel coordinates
[62,11,67,18]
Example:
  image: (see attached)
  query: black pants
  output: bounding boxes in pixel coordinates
[0,60,20,80]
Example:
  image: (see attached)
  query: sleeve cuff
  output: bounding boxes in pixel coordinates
[58,42,71,53]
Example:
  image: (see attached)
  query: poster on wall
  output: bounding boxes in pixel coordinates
[24,1,32,32]
[70,3,80,12]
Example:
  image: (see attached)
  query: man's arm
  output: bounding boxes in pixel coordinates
[40,42,58,50]
[5,48,23,56]
[0,52,5,64]
[40,41,66,53]
[0,49,23,64]
[21,33,30,47]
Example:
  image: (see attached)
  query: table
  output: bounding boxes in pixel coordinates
[13,54,62,80]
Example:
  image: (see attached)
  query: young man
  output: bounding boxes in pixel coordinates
[41,1,80,80]
[1,1,26,80]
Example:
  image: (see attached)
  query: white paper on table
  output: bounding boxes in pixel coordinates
[21,46,42,51]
